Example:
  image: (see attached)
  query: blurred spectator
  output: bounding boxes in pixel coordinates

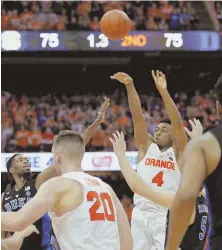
[180,7,191,30]
[215,2,222,30]
[56,8,67,31]
[158,18,169,30]
[145,17,158,30]
[91,126,106,151]
[215,2,222,20]
[89,16,100,31]
[15,125,30,152]
[147,2,161,20]
[28,126,42,152]
[170,8,181,30]
[159,1,174,20]
[42,127,54,151]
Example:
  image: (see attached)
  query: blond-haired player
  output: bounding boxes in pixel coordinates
[2,130,133,250]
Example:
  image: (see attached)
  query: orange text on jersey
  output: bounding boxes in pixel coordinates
[85,178,101,187]
[145,158,175,170]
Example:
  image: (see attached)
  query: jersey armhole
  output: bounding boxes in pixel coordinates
[51,178,86,219]
[137,144,151,165]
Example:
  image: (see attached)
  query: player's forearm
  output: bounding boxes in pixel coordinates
[1,212,20,232]
[118,155,174,208]
[125,82,144,119]
[81,119,101,145]
[160,90,188,149]
[166,195,195,250]
[125,82,150,147]
[2,232,24,250]
[160,90,183,128]
[118,156,140,193]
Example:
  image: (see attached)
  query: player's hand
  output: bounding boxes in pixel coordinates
[96,97,110,124]
[151,70,167,92]
[20,225,39,238]
[110,72,133,85]
[184,118,203,139]
[110,131,126,159]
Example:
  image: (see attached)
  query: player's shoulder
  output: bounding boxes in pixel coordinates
[194,131,221,153]
[185,131,217,149]
[40,177,80,193]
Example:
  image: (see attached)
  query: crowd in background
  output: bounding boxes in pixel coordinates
[1,88,219,153]
[1,1,199,31]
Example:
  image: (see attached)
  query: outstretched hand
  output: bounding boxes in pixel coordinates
[110,131,126,159]
[110,72,133,85]
[151,70,167,92]
[184,118,203,139]
[20,225,39,238]
[96,97,110,124]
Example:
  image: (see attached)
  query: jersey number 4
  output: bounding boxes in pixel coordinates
[152,171,164,187]
[87,191,115,221]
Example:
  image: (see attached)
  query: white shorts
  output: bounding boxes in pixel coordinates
[131,206,167,250]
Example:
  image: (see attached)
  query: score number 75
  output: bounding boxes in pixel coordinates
[40,33,59,48]
[164,33,183,48]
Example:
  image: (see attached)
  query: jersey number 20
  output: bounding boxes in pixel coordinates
[87,191,115,221]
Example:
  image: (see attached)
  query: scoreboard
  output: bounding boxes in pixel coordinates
[1,30,220,52]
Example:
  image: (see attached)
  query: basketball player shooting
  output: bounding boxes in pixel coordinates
[111,70,188,249]
[166,74,222,250]
[1,130,133,250]
[110,121,209,250]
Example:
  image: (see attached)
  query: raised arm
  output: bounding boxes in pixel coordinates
[2,178,61,232]
[81,97,110,145]
[111,73,152,160]
[36,98,110,189]
[110,131,174,209]
[152,70,188,159]
[35,165,58,190]
[166,132,221,250]
[166,139,207,250]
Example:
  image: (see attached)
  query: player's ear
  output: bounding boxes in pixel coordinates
[9,166,15,174]
[54,152,61,165]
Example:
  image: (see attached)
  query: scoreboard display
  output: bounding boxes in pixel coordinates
[1,30,220,52]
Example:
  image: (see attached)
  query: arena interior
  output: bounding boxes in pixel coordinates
[1,1,222,249]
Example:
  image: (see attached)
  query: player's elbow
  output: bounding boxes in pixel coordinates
[129,182,138,194]
[177,190,197,203]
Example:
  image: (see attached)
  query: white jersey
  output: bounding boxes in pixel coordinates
[49,172,120,250]
[134,143,181,212]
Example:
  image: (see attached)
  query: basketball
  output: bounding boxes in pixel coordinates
[100,10,131,40]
